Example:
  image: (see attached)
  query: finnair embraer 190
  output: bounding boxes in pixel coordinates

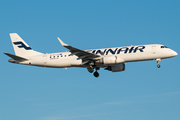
[4,33,178,77]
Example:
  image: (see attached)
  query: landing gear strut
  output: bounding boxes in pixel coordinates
[87,62,100,77]
[87,66,94,73]
[156,58,161,68]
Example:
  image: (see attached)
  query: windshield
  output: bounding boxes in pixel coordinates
[161,46,168,48]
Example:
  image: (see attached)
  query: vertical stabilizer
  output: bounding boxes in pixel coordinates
[10,33,43,58]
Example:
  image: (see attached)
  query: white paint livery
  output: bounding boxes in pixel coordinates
[4,33,178,77]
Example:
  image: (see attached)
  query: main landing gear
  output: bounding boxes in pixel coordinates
[156,58,161,68]
[87,66,100,78]
[93,68,100,78]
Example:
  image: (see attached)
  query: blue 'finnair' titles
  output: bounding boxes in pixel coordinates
[4,33,178,78]
[90,46,145,55]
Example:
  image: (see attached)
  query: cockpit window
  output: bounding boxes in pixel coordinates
[161,46,168,48]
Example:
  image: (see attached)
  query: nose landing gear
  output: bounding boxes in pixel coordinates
[156,58,161,68]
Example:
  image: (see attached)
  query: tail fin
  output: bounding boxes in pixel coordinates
[10,33,43,58]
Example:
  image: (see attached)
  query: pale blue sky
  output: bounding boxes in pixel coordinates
[1,0,180,120]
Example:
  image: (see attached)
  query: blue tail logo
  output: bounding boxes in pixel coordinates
[13,41,32,50]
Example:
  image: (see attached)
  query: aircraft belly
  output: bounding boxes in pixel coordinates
[45,57,82,68]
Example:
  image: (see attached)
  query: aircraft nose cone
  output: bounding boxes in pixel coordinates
[171,50,178,56]
[175,51,178,56]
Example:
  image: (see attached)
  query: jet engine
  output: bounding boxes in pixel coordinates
[100,56,125,65]
[105,63,125,72]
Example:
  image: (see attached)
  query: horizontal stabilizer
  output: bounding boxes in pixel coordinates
[4,53,28,61]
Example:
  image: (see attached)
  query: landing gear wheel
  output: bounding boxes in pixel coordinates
[94,71,99,78]
[156,58,161,68]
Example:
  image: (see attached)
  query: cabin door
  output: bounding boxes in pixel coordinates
[43,54,47,64]
[152,46,156,54]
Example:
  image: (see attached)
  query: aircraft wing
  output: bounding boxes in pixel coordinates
[57,37,101,64]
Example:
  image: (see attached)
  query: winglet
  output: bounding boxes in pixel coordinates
[57,37,68,46]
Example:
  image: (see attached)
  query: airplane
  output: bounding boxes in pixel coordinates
[4,33,178,77]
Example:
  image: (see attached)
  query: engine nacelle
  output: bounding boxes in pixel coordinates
[105,63,125,72]
[100,56,125,65]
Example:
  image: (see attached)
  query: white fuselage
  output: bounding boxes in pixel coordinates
[18,44,177,68]
[5,33,177,77]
